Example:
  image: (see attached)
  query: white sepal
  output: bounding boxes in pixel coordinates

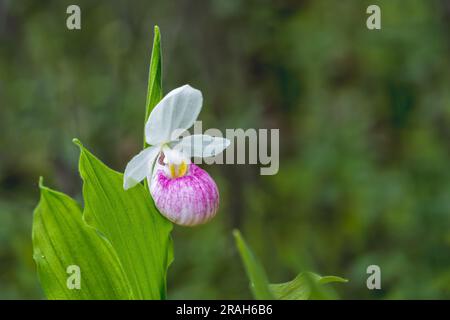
[123,145,160,190]
[145,85,202,145]
[172,134,230,158]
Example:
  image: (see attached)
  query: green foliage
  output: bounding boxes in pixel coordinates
[234,230,347,300]
[31,27,172,300]
[33,178,133,299]
[33,140,173,299]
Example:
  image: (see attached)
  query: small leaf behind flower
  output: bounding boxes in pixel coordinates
[144,25,163,147]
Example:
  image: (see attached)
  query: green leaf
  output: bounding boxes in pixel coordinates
[144,25,162,147]
[32,178,134,300]
[233,230,274,299]
[74,139,173,299]
[269,272,348,300]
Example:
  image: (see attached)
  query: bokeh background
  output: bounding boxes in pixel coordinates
[1,0,450,299]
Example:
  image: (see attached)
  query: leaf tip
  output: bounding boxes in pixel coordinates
[331,276,349,283]
[318,275,349,285]
[72,138,83,147]
[38,176,44,188]
[37,176,50,196]
[153,25,161,47]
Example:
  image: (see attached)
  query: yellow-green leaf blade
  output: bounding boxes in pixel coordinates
[32,179,134,300]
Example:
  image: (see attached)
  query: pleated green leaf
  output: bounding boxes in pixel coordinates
[75,139,173,299]
[32,179,134,300]
[233,230,274,299]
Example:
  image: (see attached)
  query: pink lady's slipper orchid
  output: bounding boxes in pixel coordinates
[123,85,230,226]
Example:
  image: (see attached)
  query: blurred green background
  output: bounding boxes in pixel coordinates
[1,0,450,299]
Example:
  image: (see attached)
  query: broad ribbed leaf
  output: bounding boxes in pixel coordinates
[269,272,348,300]
[233,230,273,299]
[32,178,134,300]
[74,139,173,299]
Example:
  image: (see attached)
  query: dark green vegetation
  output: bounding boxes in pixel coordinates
[1,0,449,299]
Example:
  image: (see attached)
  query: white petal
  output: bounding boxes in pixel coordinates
[145,85,202,145]
[172,134,230,158]
[123,145,160,190]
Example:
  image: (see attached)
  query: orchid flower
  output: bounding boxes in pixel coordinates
[123,85,230,226]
